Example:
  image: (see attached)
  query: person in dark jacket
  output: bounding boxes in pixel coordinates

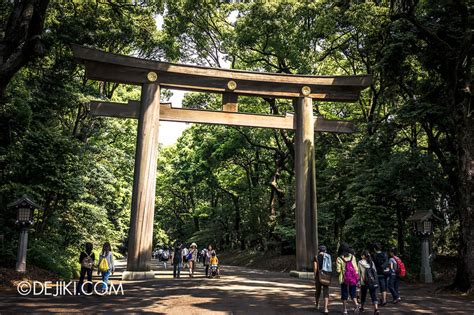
[372,242,389,306]
[173,243,183,278]
[77,242,95,294]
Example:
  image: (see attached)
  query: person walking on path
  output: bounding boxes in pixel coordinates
[77,242,95,295]
[188,243,198,277]
[204,244,215,277]
[314,245,332,315]
[157,247,163,261]
[201,248,206,266]
[98,242,114,293]
[388,248,402,304]
[336,242,360,315]
[172,243,183,278]
[358,250,380,315]
[162,247,170,269]
[373,243,389,306]
[182,245,189,269]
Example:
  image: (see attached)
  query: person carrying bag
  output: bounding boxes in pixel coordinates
[97,242,114,293]
[77,242,95,295]
[314,245,332,315]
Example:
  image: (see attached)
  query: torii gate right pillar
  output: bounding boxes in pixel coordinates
[295,96,318,271]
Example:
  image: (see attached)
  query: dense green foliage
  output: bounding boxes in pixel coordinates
[1,0,471,289]
[154,1,466,259]
[0,1,160,278]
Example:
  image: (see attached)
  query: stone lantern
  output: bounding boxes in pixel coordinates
[408,210,440,283]
[7,195,40,273]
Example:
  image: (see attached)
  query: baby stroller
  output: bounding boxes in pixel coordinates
[209,264,220,278]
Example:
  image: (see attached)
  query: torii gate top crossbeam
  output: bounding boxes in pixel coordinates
[71,44,371,102]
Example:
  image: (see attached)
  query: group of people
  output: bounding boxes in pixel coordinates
[168,243,220,278]
[152,247,171,265]
[78,239,404,312]
[77,241,221,295]
[314,242,404,315]
[77,242,115,294]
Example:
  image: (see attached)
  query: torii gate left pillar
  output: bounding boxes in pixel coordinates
[122,82,160,280]
[295,96,318,272]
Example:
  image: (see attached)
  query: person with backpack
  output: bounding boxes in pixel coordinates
[77,242,95,295]
[372,243,389,306]
[388,248,403,304]
[336,242,360,314]
[188,243,198,277]
[348,246,361,304]
[313,245,332,315]
[157,247,164,261]
[172,243,183,278]
[358,250,380,314]
[97,242,115,293]
[162,248,170,269]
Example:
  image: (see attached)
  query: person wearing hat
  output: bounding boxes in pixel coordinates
[188,243,198,277]
[314,244,332,314]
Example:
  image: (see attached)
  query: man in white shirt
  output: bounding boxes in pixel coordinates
[182,246,189,269]
[157,248,163,261]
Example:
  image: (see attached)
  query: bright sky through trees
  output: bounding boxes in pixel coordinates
[156,11,238,146]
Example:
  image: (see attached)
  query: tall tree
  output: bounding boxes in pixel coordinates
[0,0,50,100]
[384,0,473,291]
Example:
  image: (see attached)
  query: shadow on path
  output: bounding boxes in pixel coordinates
[0,259,472,314]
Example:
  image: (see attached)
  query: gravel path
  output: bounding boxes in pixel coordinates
[1,259,473,314]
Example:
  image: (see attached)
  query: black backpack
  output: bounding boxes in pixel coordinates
[365,265,379,289]
[374,252,388,275]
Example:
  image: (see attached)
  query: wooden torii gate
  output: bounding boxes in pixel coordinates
[72,45,371,280]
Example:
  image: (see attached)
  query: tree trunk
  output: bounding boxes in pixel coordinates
[0,0,50,100]
[392,1,473,291]
[450,11,473,290]
[231,195,244,250]
[190,191,199,231]
[37,192,56,235]
[452,83,474,292]
[396,207,405,256]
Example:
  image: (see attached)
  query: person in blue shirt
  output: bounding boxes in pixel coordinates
[388,247,401,303]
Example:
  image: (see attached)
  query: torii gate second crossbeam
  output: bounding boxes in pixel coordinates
[72,44,371,280]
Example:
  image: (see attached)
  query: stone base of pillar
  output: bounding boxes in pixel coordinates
[122,270,155,280]
[289,270,315,279]
[420,268,433,283]
[15,263,26,273]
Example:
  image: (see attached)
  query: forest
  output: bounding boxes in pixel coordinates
[0,0,472,293]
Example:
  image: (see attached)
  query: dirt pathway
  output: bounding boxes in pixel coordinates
[0,259,472,314]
